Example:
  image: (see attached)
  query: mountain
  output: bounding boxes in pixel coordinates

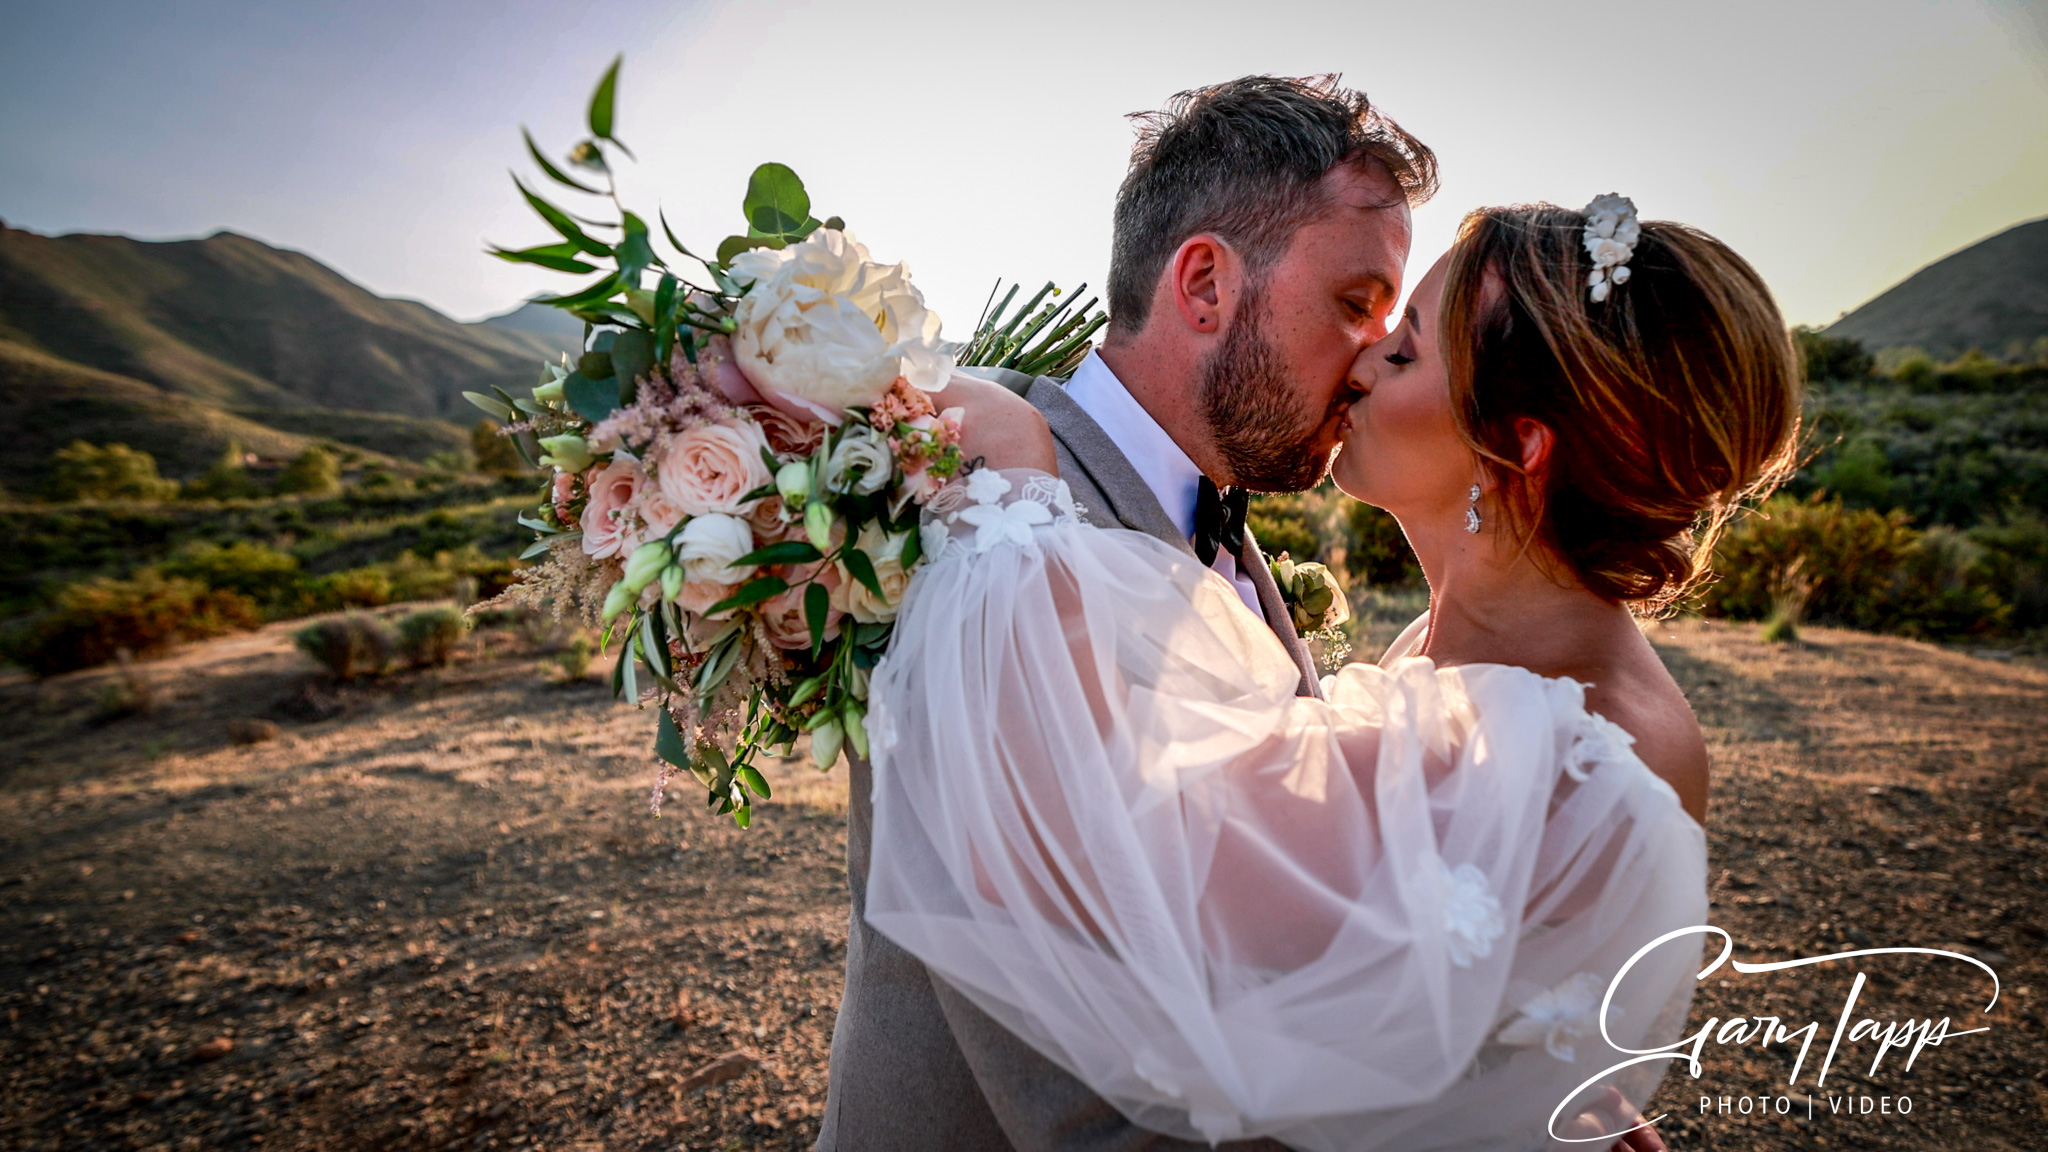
[0,221,567,489]
[470,300,583,366]
[1824,217,2048,359]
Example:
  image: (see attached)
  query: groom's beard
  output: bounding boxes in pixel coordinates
[1198,288,1334,493]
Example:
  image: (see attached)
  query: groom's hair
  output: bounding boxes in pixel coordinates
[1107,75,1436,336]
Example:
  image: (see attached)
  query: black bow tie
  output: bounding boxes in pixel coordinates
[1193,477,1248,566]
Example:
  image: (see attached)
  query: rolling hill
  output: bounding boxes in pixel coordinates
[1825,216,2048,359]
[0,221,572,489]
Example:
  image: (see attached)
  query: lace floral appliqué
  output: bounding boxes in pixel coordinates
[1496,971,1615,1062]
[926,468,1081,557]
[1436,860,1506,968]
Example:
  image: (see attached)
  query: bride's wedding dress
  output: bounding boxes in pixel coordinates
[864,472,1707,1152]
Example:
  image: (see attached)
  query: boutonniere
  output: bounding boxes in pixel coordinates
[1270,552,1353,669]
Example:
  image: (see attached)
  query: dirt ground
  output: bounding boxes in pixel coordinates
[0,612,2041,1151]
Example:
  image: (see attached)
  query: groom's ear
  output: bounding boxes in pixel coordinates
[1166,234,1243,339]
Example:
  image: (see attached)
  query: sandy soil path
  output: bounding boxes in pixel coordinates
[0,615,2041,1151]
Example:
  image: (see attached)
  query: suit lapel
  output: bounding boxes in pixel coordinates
[1237,532,1324,699]
[1025,377,1196,557]
[1026,375,1325,699]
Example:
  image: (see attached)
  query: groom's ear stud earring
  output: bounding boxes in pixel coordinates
[1464,485,1482,534]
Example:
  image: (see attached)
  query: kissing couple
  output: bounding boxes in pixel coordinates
[816,75,1797,1152]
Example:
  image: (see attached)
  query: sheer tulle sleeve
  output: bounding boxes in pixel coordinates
[866,471,1709,1152]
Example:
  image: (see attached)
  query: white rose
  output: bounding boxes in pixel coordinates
[1585,237,1630,268]
[728,229,956,424]
[842,522,912,624]
[676,513,759,585]
[823,425,893,496]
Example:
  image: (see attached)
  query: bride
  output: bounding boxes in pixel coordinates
[864,200,1801,1151]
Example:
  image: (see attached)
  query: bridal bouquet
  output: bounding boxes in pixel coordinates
[468,59,1105,825]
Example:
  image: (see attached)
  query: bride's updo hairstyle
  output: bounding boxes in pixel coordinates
[1441,205,1801,610]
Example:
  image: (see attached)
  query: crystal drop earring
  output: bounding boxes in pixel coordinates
[1464,485,1482,534]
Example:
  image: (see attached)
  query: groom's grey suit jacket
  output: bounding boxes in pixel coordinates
[815,370,1320,1152]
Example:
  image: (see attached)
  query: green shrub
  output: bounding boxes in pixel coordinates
[355,468,405,493]
[1701,495,2008,639]
[396,606,468,668]
[472,419,529,476]
[182,442,262,501]
[293,614,395,680]
[1969,510,2048,631]
[1344,501,1422,588]
[305,568,393,611]
[47,441,179,502]
[4,573,260,676]
[555,634,594,680]
[157,541,304,608]
[1793,326,1875,383]
[274,446,342,497]
[1246,494,1321,565]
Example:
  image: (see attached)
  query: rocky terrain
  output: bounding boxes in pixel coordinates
[0,614,2041,1151]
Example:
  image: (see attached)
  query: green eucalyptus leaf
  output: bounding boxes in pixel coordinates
[842,546,884,599]
[463,391,516,420]
[489,241,598,274]
[513,177,611,257]
[617,211,657,284]
[536,272,624,310]
[564,371,620,423]
[706,575,789,616]
[524,128,603,194]
[655,709,691,768]
[610,329,655,391]
[737,763,771,799]
[653,273,678,363]
[716,233,785,266]
[899,522,922,569]
[823,216,845,231]
[734,540,822,567]
[804,582,830,652]
[588,55,621,142]
[578,351,615,379]
[743,163,810,239]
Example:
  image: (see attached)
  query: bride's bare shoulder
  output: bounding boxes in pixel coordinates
[1579,638,1710,824]
[928,373,1056,473]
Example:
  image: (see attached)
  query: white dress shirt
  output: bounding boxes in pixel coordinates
[1062,351,1264,615]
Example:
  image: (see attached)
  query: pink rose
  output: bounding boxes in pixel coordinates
[635,489,685,548]
[551,470,579,526]
[758,561,847,649]
[744,494,791,541]
[745,404,826,458]
[690,333,765,407]
[654,420,774,517]
[580,457,647,559]
[671,578,737,619]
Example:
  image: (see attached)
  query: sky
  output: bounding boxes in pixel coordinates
[2,0,2044,339]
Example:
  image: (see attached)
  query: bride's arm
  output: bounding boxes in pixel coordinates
[928,372,1058,473]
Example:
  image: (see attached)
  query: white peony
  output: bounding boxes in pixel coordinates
[728,229,956,425]
[676,513,759,585]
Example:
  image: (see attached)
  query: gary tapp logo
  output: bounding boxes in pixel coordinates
[1552,925,2002,1143]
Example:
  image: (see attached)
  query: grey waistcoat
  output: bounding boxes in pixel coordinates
[815,371,1320,1152]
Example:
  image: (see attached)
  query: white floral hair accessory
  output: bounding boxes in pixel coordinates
[1581,193,1641,303]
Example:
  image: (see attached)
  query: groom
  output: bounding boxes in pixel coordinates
[818,76,1434,1151]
